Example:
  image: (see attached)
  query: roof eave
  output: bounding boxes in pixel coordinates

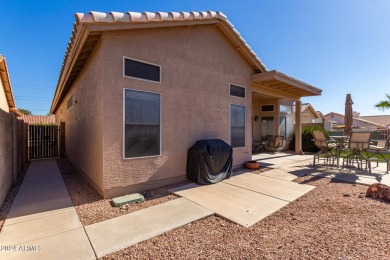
[0,55,17,110]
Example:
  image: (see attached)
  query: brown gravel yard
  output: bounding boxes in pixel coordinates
[57,158,390,259]
[103,176,390,259]
[56,158,185,226]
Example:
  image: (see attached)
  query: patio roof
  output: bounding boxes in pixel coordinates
[251,70,322,100]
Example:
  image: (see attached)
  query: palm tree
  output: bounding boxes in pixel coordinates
[375,94,390,110]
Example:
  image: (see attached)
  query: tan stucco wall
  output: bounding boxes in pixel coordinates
[0,80,10,113]
[100,25,255,197]
[54,40,105,193]
[0,108,13,205]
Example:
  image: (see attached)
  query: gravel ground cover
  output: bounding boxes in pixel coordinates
[103,175,390,259]
[56,158,186,226]
[56,158,390,259]
[0,162,30,231]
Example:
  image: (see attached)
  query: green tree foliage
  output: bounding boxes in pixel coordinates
[290,125,328,153]
[375,94,390,111]
[18,108,32,115]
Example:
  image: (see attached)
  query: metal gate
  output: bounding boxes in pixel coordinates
[28,125,59,159]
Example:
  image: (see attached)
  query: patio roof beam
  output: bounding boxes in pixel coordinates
[252,83,300,100]
[251,70,322,98]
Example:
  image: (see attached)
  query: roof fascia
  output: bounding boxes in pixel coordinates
[50,24,90,113]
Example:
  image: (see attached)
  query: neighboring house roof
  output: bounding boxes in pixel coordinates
[316,111,326,120]
[50,11,269,113]
[359,115,390,127]
[0,55,22,116]
[301,103,319,118]
[292,103,321,118]
[324,112,386,128]
[19,115,55,125]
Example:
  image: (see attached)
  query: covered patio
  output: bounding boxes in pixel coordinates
[251,70,322,153]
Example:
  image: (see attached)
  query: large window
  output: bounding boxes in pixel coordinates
[124,57,161,83]
[230,104,245,148]
[124,89,161,158]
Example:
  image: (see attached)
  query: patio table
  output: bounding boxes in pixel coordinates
[329,136,349,166]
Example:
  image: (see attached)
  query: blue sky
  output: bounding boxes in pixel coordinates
[1,0,390,115]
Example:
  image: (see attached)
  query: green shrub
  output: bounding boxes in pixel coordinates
[290,125,328,153]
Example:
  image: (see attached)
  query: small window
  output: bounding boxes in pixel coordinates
[124,57,160,83]
[261,105,274,112]
[280,105,292,113]
[230,84,245,98]
[230,104,245,148]
[67,95,74,110]
[124,89,161,158]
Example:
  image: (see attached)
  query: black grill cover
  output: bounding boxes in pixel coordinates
[186,139,233,185]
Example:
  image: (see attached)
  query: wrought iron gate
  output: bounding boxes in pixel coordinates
[28,125,59,159]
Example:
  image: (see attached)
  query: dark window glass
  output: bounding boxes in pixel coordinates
[261,105,274,112]
[124,89,161,158]
[230,84,245,98]
[230,104,245,148]
[124,58,160,82]
[67,95,73,110]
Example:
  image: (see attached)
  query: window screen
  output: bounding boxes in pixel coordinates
[67,95,73,110]
[124,58,160,82]
[124,89,161,158]
[261,105,274,112]
[230,104,245,148]
[230,84,245,98]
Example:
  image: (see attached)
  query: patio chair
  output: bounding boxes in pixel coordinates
[368,135,390,174]
[266,135,284,153]
[369,130,382,146]
[312,131,337,166]
[343,132,372,172]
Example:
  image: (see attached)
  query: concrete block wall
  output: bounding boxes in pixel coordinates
[0,109,28,207]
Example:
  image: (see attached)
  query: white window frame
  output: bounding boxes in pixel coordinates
[229,103,246,149]
[123,88,162,159]
[229,83,246,99]
[123,56,162,84]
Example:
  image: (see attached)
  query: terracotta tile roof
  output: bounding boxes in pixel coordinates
[360,115,390,127]
[51,11,268,113]
[19,115,55,125]
[0,55,22,116]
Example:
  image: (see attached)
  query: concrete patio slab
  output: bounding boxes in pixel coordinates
[5,160,74,223]
[223,173,315,202]
[0,227,96,260]
[259,168,306,181]
[0,160,95,259]
[0,208,81,245]
[85,198,213,258]
[170,182,289,227]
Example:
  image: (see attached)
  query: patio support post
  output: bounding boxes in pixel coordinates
[295,100,302,154]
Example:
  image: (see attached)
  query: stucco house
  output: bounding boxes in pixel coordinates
[50,11,322,198]
[324,112,387,130]
[0,55,21,116]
